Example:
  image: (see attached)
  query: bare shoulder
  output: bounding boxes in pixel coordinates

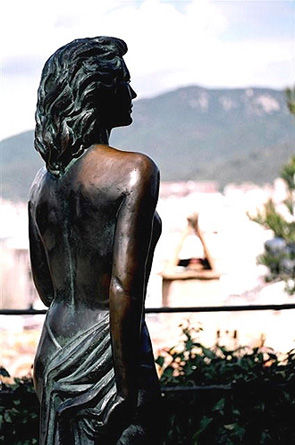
[121,151,159,195]
[78,145,159,196]
[126,151,159,176]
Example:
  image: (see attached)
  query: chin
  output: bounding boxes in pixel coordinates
[113,116,133,128]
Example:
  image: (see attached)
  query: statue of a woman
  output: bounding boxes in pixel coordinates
[29,36,162,444]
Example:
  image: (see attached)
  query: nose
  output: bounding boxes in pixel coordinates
[130,86,137,100]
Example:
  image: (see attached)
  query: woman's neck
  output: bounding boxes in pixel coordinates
[96,128,110,145]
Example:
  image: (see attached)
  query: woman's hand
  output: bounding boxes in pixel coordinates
[103,394,135,432]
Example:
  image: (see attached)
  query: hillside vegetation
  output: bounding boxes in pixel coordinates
[1,86,294,201]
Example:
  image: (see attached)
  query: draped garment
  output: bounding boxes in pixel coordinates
[35,311,162,444]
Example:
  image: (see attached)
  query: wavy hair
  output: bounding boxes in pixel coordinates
[35,36,128,176]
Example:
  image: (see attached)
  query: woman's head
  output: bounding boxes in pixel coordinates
[35,36,134,176]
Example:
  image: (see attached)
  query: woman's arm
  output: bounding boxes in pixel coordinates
[28,202,54,307]
[108,155,159,413]
[196,228,217,271]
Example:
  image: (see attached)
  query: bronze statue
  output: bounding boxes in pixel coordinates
[29,36,162,444]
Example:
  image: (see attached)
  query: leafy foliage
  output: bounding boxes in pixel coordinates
[281,156,295,192]
[1,323,295,444]
[249,89,295,294]
[251,198,295,242]
[250,151,295,293]
[156,322,295,444]
[286,86,295,116]
[0,368,39,445]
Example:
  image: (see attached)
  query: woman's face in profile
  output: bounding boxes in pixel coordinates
[100,60,137,130]
[113,79,137,126]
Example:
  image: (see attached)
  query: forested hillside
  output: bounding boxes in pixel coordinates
[1,86,294,200]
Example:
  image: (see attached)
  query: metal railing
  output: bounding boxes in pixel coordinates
[1,302,295,315]
[1,303,295,395]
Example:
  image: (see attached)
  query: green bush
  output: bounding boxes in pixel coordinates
[156,322,295,444]
[250,156,295,294]
[1,323,295,444]
[249,86,295,294]
[0,368,39,445]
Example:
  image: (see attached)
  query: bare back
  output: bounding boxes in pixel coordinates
[29,145,161,346]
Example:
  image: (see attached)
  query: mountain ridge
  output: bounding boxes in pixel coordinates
[1,85,294,201]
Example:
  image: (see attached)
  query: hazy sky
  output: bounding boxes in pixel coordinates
[1,0,294,140]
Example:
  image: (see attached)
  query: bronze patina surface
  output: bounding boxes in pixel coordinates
[29,36,162,444]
